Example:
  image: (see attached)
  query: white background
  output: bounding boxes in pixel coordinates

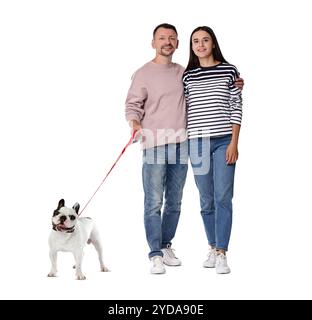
[0,0,311,300]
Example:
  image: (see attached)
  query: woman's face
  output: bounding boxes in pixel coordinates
[191,30,214,59]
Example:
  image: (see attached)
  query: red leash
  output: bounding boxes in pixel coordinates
[79,130,137,216]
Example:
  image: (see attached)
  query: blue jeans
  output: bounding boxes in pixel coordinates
[142,141,188,259]
[189,135,235,251]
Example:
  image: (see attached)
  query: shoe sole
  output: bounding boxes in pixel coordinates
[163,262,181,266]
[216,269,231,274]
[151,270,166,274]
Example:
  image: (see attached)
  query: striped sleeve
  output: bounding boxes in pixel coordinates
[182,72,189,106]
[229,66,243,125]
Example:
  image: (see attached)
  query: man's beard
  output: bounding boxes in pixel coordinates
[160,46,174,56]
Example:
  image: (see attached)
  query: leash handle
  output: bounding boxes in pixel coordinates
[79,130,137,216]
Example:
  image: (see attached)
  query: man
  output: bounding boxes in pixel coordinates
[125,23,187,274]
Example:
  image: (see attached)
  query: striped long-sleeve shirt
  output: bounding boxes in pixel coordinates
[183,62,242,139]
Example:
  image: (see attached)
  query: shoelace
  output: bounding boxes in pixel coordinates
[216,253,227,265]
[153,256,163,265]
[165,248,178,259]
[207,248,216,258]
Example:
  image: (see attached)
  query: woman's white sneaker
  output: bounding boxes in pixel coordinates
[150,256,166,274]
[203,248,216,268]
[161,247,182,266]
[215,253,231,274]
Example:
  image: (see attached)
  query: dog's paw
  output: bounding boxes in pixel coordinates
[76,273,86,280]
[47,272,57,277]
[101,266,110,272]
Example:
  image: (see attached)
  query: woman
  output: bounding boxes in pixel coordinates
[183,26,243,274]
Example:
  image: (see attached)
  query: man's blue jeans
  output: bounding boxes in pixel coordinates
[142,141,188,259]
[189,135,235,251]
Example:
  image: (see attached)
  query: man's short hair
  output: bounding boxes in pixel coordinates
[153,23,178,38]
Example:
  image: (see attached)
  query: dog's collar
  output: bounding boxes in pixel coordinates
[52,223,75,233]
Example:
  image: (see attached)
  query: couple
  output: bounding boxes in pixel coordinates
[125,23,243,274]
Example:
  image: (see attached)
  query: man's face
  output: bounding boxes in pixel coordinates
[152,27,178,57]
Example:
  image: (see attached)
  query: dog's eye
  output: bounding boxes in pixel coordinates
[53,210,59,217]
[69,215,76,221]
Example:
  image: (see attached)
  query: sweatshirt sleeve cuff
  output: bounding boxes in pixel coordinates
[126,114,141,123]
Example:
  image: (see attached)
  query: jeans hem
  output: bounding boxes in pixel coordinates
[149,251,164,259]
[215,246,228,251]
[161,242,172,249]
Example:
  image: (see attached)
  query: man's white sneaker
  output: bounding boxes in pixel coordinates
[161,247,182,266]
[150,256,166,274]
[203,248,216,268]
[216,253,231,274]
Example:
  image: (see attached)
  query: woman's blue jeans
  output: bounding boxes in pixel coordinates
[189,135,235,251]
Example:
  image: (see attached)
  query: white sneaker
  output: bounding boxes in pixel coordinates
[150,256,166,274]
[203,248,216,268]
[216,253,231,274]
[161,247,182,266]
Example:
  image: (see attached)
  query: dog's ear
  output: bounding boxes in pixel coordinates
[57,199,65,210]
[72,202,80,214]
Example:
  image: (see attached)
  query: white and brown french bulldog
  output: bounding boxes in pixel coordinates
[48,199,109,280]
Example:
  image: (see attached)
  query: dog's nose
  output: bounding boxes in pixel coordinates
[60,215,67,223]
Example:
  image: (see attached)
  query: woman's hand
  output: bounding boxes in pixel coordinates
[226,141,239,165]
[234,77,244,90]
